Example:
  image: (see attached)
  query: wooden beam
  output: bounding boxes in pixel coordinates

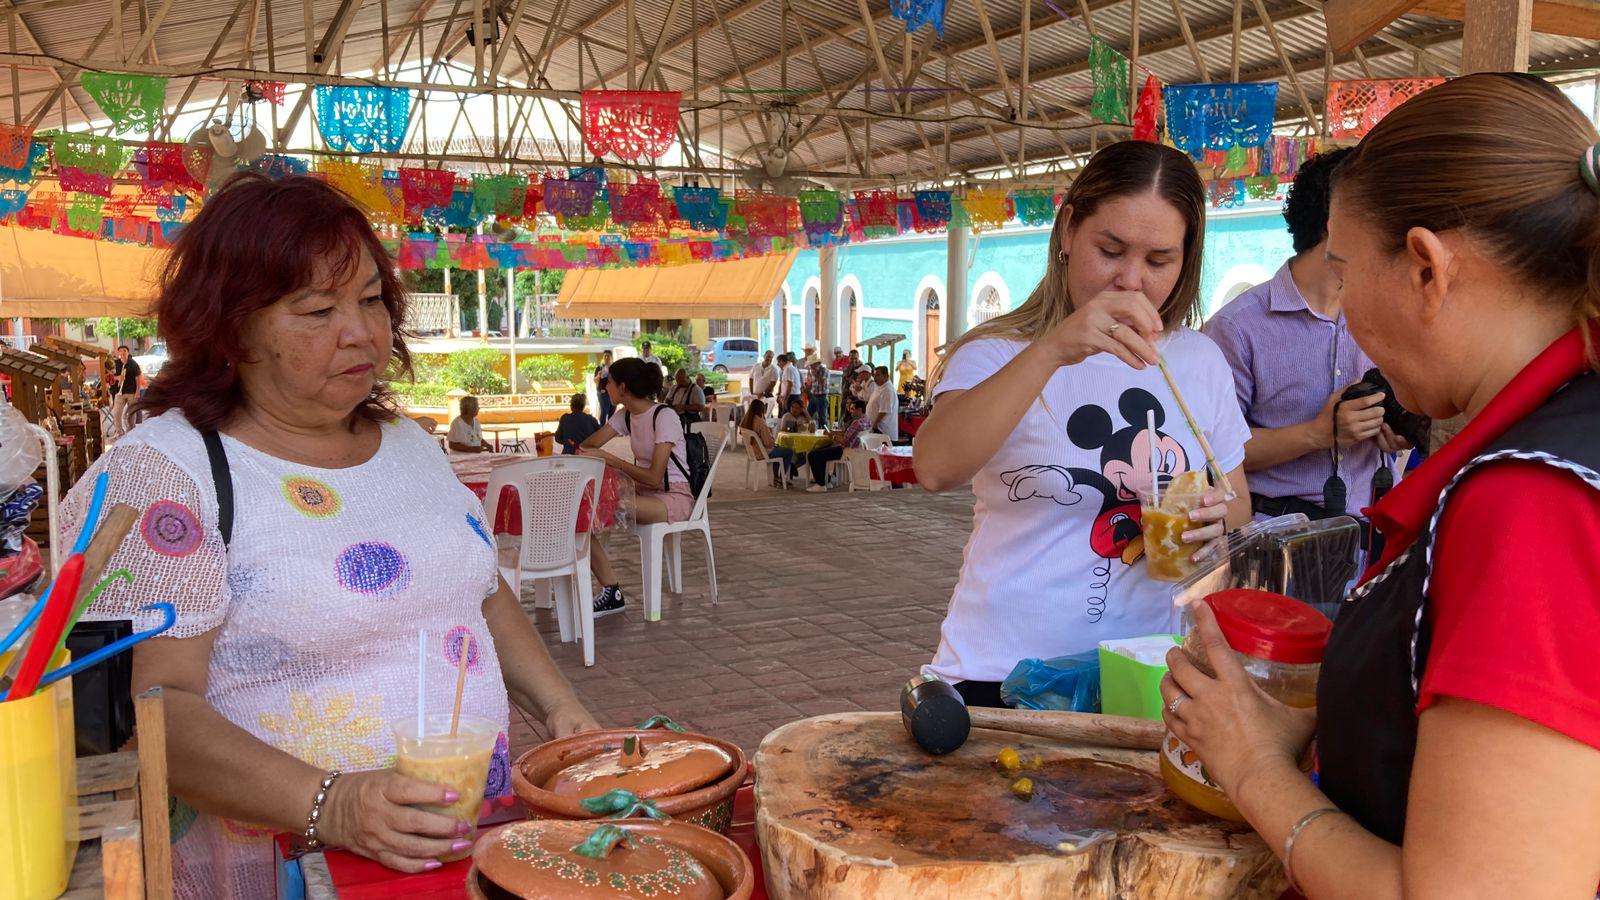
[20,0,124,127]
[639,0,686,86]
[1231,0,1244,80]
[487,0,532,81]
[158,0,249,139]
[970,0,1019,114]
[1416,0,1595,37]
[1460,0,1534,70]
[1169,0,1211,80]
[589,0,769,87]
[1323,0,1424,52]
[1252,0,1318,129]
[275,0,365,145]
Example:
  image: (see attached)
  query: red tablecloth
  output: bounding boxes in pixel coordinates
[899,412,928,438]
[451,454,626,536]
[877,445,917,485]
[294,781,767,900]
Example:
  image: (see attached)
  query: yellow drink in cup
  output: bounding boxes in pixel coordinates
[1139,471,1210,583]
[392,714,498,862]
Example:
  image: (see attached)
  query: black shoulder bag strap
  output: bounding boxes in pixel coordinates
[201,429,234,547]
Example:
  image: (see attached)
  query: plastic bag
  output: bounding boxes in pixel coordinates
[1000,649,1101,712]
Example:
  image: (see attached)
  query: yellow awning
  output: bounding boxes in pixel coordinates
[0,227,162,318]
[554,251,795,320]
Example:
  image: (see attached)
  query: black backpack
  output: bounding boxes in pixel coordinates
[623,405,710,499]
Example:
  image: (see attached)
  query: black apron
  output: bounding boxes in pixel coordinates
[1316,374,1600,844]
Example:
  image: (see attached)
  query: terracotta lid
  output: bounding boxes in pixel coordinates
[473,820,723,899]
[543,737,735,801]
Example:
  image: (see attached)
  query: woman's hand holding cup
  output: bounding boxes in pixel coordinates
[318,769,472,873]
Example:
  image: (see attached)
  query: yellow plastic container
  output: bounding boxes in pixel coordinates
[0,648,78,900]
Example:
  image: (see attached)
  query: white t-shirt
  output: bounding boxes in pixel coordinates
[866,380,900,441]
[749,362,777,397]
[778,363,802,397]
[926,329,1250,683]
[610,403,692,500]
[447,416,483,448]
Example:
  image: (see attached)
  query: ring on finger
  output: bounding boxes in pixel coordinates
[1167,692,1189,715]
[1107,322,1121,336]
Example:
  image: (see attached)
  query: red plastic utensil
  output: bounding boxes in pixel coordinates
[5,553,85,701]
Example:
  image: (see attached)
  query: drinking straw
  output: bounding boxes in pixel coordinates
[35,601,176,690]
[0,473,108,661]
[450,634,472,737]
[1147,409,1161,507]
[4,554,85,701]
[416,629,427,738]
[1153,350,1237,500]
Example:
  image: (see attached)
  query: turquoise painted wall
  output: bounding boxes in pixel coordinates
[756,204,1293,351]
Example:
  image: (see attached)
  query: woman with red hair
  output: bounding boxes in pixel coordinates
[62,173,598,898]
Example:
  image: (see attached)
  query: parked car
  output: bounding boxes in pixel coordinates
[702,337,759,373]
[134,342,168,379]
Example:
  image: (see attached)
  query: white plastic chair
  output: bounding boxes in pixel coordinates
[483,456,605,664]
[630,442,725,623]
[739,428,786,491]
[844,447,890,492]
[858,432,891,452]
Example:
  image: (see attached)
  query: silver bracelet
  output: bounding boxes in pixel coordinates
[302,770,342,851]
[1282,807,1339,893]
[1280,807,1344,890]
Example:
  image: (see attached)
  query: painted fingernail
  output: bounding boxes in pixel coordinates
[443,790,460,803]
[424,861,442,871]
[457,820,472,835]
[451,840,472,852]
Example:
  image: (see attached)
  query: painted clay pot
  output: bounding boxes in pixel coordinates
[512,725,747,834]
[466,819,755,900]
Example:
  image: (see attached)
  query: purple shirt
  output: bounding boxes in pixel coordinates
[1203,263,1384,512]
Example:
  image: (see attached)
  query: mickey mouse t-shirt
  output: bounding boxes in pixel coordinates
[926,329,1250,684]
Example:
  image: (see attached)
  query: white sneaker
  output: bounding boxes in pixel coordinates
[806,484,828,493]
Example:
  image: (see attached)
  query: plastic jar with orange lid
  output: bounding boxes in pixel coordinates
[1159,589,1333,822]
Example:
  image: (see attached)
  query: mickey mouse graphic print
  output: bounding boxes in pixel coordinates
[926,329,1249,684]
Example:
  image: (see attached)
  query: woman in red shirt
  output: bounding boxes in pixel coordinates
[1163,73,1600,896]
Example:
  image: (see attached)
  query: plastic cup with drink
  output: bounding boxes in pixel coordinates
[391,713,498,861]
[1139,469,1210,583]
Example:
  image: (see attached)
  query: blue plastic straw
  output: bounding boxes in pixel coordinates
[32,602,176,690]
[0,472,108,658]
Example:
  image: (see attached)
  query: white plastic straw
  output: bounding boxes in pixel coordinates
[416,629,427,738]
[1148,409,1161,506]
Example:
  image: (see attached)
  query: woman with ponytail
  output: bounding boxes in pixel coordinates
[914,141,1252,707]
[1165,73,1600,896]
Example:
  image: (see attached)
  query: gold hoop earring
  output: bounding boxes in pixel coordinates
[1056,251,1068,265]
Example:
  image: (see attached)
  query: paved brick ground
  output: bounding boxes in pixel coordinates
[503,439,972,759]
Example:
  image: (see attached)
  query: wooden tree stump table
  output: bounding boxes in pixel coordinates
[754,712,1286,899]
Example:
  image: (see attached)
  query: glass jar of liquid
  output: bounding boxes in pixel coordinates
[1159,589,1332,822]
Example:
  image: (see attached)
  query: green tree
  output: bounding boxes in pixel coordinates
[517,354,576,385]
[96,317,159,341]
[443,347,508,394]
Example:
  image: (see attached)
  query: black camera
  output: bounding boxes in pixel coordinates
[1340,369,1431,450]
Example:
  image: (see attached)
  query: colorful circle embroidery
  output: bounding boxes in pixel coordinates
[282,476,342,519]
[466,513,492,548]
[443,625,482,672]
[334,542,411,596]
[486,732,511,798]
[141,500,202,558]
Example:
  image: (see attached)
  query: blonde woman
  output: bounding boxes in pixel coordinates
[914,141,1252,708]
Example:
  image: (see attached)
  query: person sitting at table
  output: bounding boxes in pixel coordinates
[780,397,814,433]
[447,395,489,453]
[577,357,697,618]
[63,173,599,899]
[554,393,600,454]
[665,367,707,424]
[738,398,800,486]
[805,397,871,492]
[695,372,717,420]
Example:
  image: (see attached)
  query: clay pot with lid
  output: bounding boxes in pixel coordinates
[511,717,747,834]
[467,818,755,900]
